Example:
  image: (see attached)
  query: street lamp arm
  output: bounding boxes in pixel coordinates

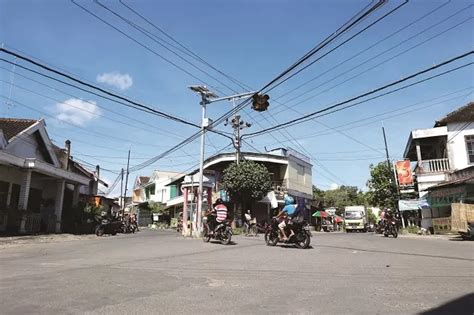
[206,91,257,104]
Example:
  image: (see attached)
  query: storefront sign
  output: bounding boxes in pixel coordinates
[427,186,466,208]
[395,160,414,186]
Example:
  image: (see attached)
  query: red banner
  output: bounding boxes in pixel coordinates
[396,160,414,186]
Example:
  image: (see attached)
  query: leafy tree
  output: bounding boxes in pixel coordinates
[367,208,378,224]
[148,201,166,214]
[221,160,273,203]
[366,162,398,209]
[323,185,360,210]
[312,186,325,210]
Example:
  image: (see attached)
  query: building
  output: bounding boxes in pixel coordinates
[165,148,313,235]
[403,102,473,229]
[131,170,183,226]
[0,118,105,234]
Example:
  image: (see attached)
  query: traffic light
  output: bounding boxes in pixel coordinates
[252,93,270,112]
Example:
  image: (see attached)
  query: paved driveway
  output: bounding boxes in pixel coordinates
[1,230,473,314]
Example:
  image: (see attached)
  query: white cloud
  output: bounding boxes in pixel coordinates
[96,71,133,90]
[55,98,100,126]
[329,183,339,190]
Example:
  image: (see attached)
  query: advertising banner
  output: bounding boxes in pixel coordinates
[396,160,414,186]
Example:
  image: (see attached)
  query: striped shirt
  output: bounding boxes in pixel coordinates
[215,204,228,223]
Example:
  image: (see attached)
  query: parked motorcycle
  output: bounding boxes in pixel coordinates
[202,216,233,245]
[384,218,398,238]
[265,217,311,249]
[95,217,122,236]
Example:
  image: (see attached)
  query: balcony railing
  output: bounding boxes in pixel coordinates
[417,158,450,174]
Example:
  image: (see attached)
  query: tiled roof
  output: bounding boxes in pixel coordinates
[435,102,474,126]
[139,176,150,184]
[0,118,38,141]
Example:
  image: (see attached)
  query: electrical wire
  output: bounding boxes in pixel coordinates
[0,47,199,127]
[244,51,474,138]
[274,0,453,102]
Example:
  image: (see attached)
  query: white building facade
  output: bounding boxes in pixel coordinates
[403,102,473,228]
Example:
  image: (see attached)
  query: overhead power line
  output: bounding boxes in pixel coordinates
[0,47,199,127]
[264,0,407,94]
[123,1,391,174]
[274,0,453,102]
[244,50,474,138]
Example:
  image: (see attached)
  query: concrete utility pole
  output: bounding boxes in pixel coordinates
[120,168,124,209]
[188,86,256,237]
[123,149,131,213]
[382,126,402,223]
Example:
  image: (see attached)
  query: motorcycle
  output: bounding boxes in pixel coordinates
[375,221,384,234]
[95,217,122,236]
[265,217,311,249]
[384,218,398,238]
[202,216,233,245]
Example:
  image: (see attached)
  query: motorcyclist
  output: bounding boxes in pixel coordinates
[208,198,228,235]
[276,195,296,241]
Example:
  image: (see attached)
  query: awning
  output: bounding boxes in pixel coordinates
[398,199,421,211]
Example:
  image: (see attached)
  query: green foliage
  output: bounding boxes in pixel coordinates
[312,186,325,210]
[366,162,398,209]
[83,203,105,221]
[222,160,273,203]
[367,208,377,224]
[322,185,365,209]
[148,201,166,214]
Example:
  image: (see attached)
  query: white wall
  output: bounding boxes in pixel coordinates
[286,158,312,196]
[446,122,474,171]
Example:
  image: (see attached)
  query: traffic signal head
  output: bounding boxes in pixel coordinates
[252,93,270,112]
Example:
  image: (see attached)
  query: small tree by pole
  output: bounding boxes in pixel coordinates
[221,160,273,220]
[366,162,398,210]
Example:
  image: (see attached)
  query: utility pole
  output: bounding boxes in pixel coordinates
[123,149,131,213]
[382,126,401,221]
[188,86,257,237]
[382,126,391,169]
[120,168,124,210]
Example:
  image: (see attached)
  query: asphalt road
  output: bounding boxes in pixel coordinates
[1,230,473,315]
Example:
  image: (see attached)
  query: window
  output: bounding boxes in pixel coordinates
[466,135,474,164]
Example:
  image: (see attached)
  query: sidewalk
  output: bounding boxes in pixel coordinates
[0,233,97,249]
[398,232,462,241]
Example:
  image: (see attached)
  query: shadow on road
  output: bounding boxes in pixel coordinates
[419,293,473,315]
[209,240,237,246]
[315,244,473,262]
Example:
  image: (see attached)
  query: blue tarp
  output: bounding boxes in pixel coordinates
[398,199,429,211]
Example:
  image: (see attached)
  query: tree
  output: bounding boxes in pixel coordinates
[367,208,377,224]
[148,201,166,214]
[323,185,359,210]
[312,186,325,210]
[221,160,273,204]
[366,162,398,209]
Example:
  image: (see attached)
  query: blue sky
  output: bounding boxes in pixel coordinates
[1,0,473,195]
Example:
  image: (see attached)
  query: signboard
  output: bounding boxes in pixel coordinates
[426,186,466,208]
[395,160,414,186]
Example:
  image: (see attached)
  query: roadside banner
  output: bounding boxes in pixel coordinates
[395,160,414,186]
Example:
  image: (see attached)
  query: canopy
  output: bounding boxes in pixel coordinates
[312,211,327,218]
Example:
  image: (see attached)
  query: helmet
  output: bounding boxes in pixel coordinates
[214,198,224,206]
[284,195,294,205]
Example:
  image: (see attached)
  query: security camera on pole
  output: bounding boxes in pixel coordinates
[188,86,259,237]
